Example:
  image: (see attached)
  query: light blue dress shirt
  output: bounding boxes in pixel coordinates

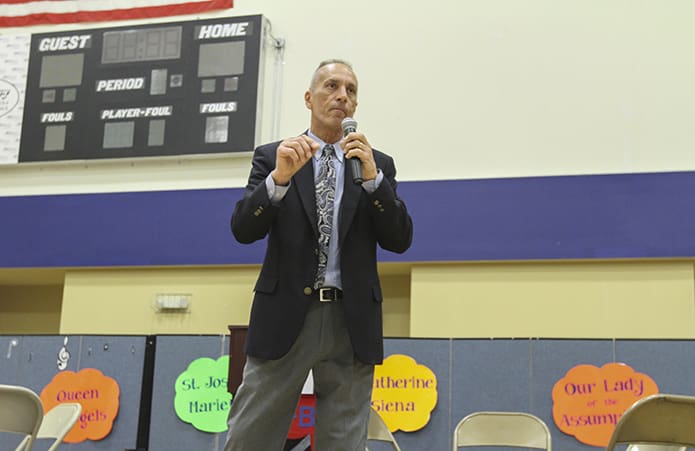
[265,131,383,290]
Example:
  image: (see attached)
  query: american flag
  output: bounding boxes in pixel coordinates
[0,0,233,27]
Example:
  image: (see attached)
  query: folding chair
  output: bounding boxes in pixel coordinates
[0,384,44,451]
[453,411,552,451]
[366,408,402,451]
[606,394,695,451]
[15,403,82,451]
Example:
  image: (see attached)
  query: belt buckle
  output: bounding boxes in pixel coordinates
[319,287,334,302]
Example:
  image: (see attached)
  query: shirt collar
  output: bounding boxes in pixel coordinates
[307,130,344,163]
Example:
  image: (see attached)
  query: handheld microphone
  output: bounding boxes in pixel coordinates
[341,117,363,185]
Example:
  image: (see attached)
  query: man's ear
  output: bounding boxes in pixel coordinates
[304,90,311,109]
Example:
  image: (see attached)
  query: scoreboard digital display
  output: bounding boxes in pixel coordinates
[101,27,182,64]
[18,15,265,162]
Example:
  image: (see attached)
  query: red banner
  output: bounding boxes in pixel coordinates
[0,0,233,27]
[287,395,316,450]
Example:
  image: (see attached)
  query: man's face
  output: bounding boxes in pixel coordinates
[305,63,358,134]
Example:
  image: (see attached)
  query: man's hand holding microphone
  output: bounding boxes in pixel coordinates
[341,117,378,185]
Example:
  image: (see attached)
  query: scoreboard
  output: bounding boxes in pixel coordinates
[18,15,265,162]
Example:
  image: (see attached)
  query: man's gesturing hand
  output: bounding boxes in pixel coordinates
[271,135,320,186]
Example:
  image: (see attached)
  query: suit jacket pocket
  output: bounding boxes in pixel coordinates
[254,276,278,294]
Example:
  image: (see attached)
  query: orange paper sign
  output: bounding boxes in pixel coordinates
[40,368,120,443]
[552,362,658,447]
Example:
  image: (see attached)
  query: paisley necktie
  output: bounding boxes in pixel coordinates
[315,144,336,288]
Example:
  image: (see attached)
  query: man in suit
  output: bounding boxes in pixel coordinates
[224,59,413,450]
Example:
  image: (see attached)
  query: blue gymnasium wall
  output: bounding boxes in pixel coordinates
[2,336,694,451]
[2,171,695,268]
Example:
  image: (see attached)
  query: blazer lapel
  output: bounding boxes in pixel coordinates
[338,171,361,247]
[295,159,318,237]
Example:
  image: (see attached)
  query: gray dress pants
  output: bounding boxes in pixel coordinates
[224,300,375,451]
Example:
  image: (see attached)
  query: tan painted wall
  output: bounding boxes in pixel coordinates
[60,267,257,335]
[410,261,695,338]
[58,266,412,337]
[3,260,695,339]
[54,260,695,340]
[381,272,412,338]
[0,285,63,334]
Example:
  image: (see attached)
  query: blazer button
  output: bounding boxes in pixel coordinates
[303,286,313,295]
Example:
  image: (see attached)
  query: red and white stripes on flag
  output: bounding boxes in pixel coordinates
[0,0,233,27]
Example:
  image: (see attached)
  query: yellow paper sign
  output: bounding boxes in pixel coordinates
[371,354,438,432]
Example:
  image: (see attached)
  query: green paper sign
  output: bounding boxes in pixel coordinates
[174,355,232,433]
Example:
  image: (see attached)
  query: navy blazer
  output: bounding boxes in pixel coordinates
[231,139,413,364]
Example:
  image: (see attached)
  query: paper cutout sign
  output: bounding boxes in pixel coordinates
[174,355,232,433]
[371,354,438,432]
[40,368,120,443]
[552,362,659,447]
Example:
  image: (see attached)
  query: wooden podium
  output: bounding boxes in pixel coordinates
[227,325,248,394]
